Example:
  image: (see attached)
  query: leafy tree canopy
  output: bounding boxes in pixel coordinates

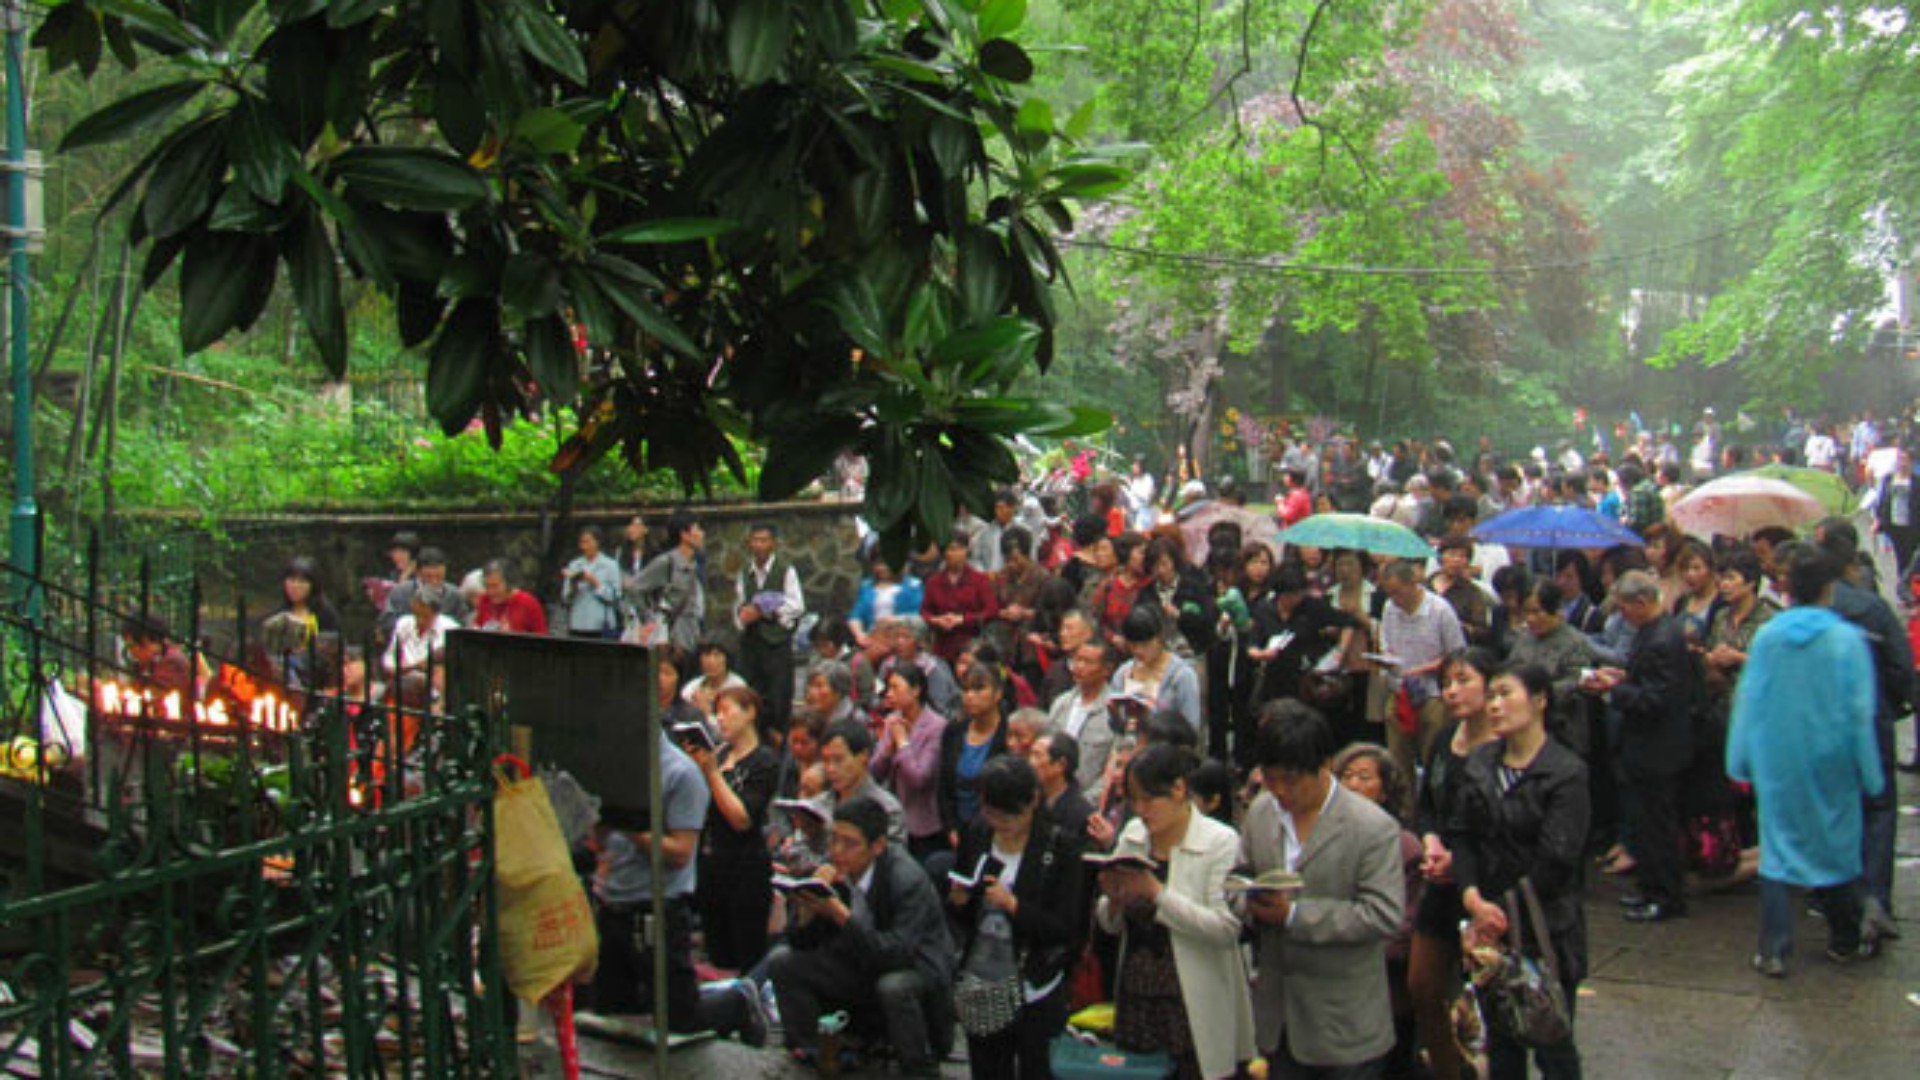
[1650,0,1918,400]
[36,0,1128,560]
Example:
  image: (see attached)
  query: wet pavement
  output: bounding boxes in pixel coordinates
[535,720,1920,1078]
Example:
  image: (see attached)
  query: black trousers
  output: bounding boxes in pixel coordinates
[1630,770,1685,909]
[588,898,702,1028]
[696,866,773,972]
[765,943,942,1069]
[965,984,1070,1080]
[740,632,796,730]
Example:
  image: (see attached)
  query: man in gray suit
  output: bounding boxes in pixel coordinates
[1238,701,1404,1079]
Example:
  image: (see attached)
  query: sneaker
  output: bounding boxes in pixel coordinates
[734,980,769,1048]
[1824,941,1879,964]
[1751,954,1786,978]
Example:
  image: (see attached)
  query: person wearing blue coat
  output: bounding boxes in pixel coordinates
[1726,548,1886,976]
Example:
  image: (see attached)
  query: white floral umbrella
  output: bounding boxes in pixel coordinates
[1668,475,1825,539]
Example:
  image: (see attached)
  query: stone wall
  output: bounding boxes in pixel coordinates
[199,501,868,646]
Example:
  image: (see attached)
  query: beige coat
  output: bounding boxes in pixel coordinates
[1096,812,1257,1080]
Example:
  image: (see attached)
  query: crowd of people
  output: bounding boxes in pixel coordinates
[214,407,1915,1080]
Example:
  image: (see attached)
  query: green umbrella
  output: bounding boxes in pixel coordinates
[1735,465,1856,515]
[1275,512,1433,559]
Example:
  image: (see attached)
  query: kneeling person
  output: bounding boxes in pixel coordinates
[767,797,956,1075]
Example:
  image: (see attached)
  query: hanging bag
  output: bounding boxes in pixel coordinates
[953,908,1024,1037]
[1478,877,1571,1048]
[493,755,599,1004]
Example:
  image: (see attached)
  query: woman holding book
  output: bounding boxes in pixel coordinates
[687,685,780,971]
[1094,743,1255,1080]
[944,756,1083,1079]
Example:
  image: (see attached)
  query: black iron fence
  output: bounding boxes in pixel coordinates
[0,534,512,1077]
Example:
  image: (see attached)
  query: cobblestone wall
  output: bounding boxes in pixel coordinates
[198,501,867,646]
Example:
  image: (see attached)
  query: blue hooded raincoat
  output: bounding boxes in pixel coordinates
[1725,605,1885,886]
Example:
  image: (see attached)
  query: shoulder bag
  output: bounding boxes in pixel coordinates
[1480,877,1572,1048]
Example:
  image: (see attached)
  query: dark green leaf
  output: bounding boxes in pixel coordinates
[142,120,227,240]
[759,416,864,501]
[865,431,917,529]
[426,301,498,435]
[287,207,348,377]
[562,266,615,347]
[501,252,563,319]
[339,204,452,284]
[977,38,1032,83]
[263,18,329,146]
[272,0,328,20]
[522,314,578,405]
[944,428,1020,485]
[58,80,205,152]
[141,233,185,289]
[822,274,888,354]
[600,218,739,245]
[1063,98,1096,141]
[512,106,585,154]
[1035,404,1111,437]
[93,0,214,52]
[931,316,1038,380]
[179,230,278,353]
[229,93,296,203]
[587,260,699,357]
[190,0,255,40]
[953,396,1063,435]
[810,0,858,59]
[916,446,956,544]
[395,281,445,347]
[324,0,385,25]
[103,16,140,70]
[727,0,790,86]
[433,70,489,156]
[207,185,290,232]
[926,116,973,178]
[976,0,1027,42]
[955,226,1011,324]
[868,55,950,86]
[332,147,490,211]
[508,0,587,86]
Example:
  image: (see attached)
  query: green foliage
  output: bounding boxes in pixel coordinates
[38,0,1129,561]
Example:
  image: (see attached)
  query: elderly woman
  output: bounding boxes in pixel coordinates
[562,525,623,638]
[1508,579,1599,755]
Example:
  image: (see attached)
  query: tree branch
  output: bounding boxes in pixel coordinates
[1290,0,1375,187]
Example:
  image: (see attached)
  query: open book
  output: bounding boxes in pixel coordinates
[1360,652,1404,669]
[948,855,997,891]
[1224,869,1306,895]
[1082,850,1157,874]
[771,873,839,899]
[669,720,719,753]
[771,797,830,824]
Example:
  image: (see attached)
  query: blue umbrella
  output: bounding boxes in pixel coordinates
[1470,505,1644,550]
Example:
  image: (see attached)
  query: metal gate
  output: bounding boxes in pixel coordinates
[0,537,512,1077]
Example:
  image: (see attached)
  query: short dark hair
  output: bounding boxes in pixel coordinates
[1142,710,1198,750]
[1039,730,1079,778]
[417,546,449,569]
[1254,699,1333,773]
[749,521,778,538]
[1125,742,1197,799]
[1785,546,1841,606]
[1716,549,1764,585]
[1437,535,1474,556]
[1120,604,1163,644]
[1071,515,1107,548]
[1442,495,1478,522]
[977,756,1040,815]
[1271,565,1309,595]
[666,511,698,545]
[833,796,889,842]
[812,616,852,650]
[885,662,929,699]
[823,719,874,758]
[1001,525,1033,560]
[1526,577,1565,613]
[1813,516,1859,563]
[696,637,733,664]
[389,530,422,556]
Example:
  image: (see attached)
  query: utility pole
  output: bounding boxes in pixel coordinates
[4,0,33,592]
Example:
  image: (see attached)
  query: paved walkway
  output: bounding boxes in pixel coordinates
[536,724,1920,1078]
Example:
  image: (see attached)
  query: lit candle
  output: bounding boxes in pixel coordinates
[208,700,229,727]
[251,698,265,728]
[163,693,182,722]
[101,683,121,715]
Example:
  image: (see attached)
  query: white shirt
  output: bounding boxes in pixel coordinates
[1805,433,1838,470]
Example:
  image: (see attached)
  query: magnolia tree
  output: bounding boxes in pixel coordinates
[37,0,1128,558]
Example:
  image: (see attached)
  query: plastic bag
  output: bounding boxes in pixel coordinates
[494,758,598,1004]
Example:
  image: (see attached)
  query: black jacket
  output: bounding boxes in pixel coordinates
[1250,593,1361,703]
[1609,614,1696,777]
[1830,581,1914,723]
[788,844,957,987]
[945,819,1085,989]
[1452,738,1591,984]
[1132,567,1219,655]
[939,717,1010,837]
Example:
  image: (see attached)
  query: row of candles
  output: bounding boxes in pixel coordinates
[95,679,301,734]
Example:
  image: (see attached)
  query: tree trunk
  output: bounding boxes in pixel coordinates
[32,232,101,390]
[99,268,143,545]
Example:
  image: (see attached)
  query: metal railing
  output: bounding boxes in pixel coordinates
[0,533,512,1077]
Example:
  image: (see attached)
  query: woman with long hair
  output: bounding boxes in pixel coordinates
[940,662,1011,850]
[1406,647,1502,1080]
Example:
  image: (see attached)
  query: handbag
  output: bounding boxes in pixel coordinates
[1479,877,1571,1048]
[953,909,1022,1037]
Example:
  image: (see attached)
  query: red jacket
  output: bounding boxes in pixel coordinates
[922,567,999,664]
